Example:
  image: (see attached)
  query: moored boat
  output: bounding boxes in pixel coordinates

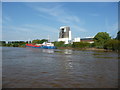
[26,42,56,49]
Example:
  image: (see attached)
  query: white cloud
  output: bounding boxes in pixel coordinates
[2,16,12,24]
[2,23,58,41]
[109,23,118,32]
[2,3,89,41]
[72,25,87,32]
[27,3,87,34]
[106,22,118,38]
[4,16,12,21]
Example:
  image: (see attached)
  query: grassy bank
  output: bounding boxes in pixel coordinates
[57,47,111,51]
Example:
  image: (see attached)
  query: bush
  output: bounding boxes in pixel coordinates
[6,44,12,47]
[94,32,111,48]
[12,43,19,47]
[32,39,48,44]
[0,41,6,46]
[62,44,72,47]
[19,44,26,47]
[88,43,95,48]
[104,39,120,51]
[72,42,90,48]
[53,41,64,47]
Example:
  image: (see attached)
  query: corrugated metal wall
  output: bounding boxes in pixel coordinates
[59,26,70,38]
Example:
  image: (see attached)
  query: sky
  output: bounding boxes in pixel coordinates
[2,2,118,41]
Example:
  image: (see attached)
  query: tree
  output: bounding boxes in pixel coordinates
[39,39,48,44]
[32,39,48,44]
[116,31,120,40]
[0,41,6,46]
[32,39,41,44]
[104,39,120,51]
[94,32,111,48]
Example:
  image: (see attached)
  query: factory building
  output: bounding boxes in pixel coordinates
[73,37,81,42]
[58,26,94,44]
[80,37,94,43]
[58,26,72,44]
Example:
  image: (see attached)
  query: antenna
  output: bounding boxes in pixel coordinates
[48,35,50,42]
[28,38,30,43]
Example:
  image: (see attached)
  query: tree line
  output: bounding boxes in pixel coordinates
[53,31,120,51]
[0,39,48,47]
[0,31,120,51]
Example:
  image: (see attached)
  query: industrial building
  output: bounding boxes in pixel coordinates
[73,37,81,42]
[58,26,94,44]
[80,37,94,43]
[58,26,72,44]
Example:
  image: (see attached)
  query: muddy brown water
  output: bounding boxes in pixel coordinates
[2,47,118,88]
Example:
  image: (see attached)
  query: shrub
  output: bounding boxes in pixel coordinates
[94,32,111,48]
[53,41,64,47]
[72,42,90,48]
[62,44,72,47]
[104,39,120,51]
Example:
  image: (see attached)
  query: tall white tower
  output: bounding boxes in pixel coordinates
[58,26,72,44]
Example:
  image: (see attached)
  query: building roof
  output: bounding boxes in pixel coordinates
[80,38,93,40]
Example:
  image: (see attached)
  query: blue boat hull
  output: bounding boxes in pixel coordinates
[41,46,56,49]
[26,46,57,49]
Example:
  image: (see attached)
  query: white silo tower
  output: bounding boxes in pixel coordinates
[58,26,72,44]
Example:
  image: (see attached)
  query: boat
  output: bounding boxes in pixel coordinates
[26,42,57,49]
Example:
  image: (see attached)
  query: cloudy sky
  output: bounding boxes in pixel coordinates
[2,2,118,41]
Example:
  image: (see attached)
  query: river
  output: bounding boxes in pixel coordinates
[2,47,118,88]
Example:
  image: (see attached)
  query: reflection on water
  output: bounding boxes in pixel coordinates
[64,49,72,55]
[42,49,54,54]
[65,61,73,70]
[2,47,118,88]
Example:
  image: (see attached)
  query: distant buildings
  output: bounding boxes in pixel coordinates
[80,37,94,43]
[73,37,81,42]
[58,26,94,44]
[73,37,94,43]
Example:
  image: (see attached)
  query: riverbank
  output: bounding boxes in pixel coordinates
[58,47,113,52]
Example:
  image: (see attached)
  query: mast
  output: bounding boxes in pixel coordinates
[48,35,50,42]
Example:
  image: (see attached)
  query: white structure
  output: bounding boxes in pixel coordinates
[89,41,94,43]
[58,26,72,44]
[42,42,54,46]
[73,37,80,42]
